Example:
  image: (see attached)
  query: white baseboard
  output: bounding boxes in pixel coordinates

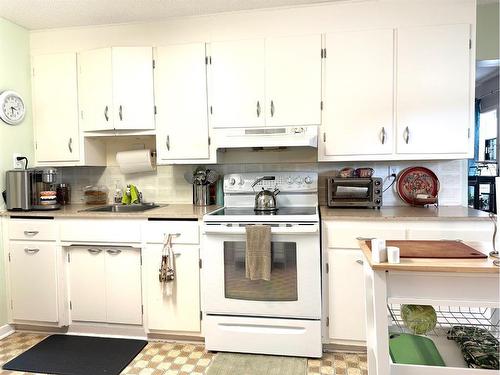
[0,324,14,340]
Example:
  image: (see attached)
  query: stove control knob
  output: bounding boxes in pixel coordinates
[287,177,294,185]
[375,189,381,195]
[238,178,245,186]
[304,176,313,184]
[228,177,236,186]
[294,177,303,184]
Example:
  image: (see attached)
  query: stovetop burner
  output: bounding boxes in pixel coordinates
[209,206,317,216]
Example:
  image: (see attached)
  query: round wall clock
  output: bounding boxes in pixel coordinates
[0,90,26,125]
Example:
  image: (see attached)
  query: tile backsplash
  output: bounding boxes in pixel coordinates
[60,155,467,207]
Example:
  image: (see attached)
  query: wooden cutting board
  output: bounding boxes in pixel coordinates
[365,240,487,259]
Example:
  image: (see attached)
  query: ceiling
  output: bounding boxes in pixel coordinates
[0,0,346,30]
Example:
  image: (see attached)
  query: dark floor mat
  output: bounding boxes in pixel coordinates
[2,334,147,375]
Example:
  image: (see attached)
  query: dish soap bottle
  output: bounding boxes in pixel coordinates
[113,184,123,204]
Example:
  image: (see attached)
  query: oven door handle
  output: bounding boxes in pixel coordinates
[202,224,319,235]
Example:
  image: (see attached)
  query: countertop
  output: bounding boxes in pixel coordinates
[320,205,492,221]
[0,204,221,220]
[359,240,500,273]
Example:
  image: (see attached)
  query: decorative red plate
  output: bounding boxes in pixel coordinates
[396,167,440,206]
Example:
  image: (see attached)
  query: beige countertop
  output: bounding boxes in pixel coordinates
[0,204,222,220]
[320,205,492,221]
[359,240,500,273]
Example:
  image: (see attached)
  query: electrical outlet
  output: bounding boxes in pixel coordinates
[388,166,400,177]
[12,153,26,169]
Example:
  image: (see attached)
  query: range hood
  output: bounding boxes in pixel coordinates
[213,126,318,149]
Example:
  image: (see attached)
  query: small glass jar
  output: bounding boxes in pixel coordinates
[56,183,71,205]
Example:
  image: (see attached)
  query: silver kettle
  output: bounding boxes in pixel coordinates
[252,176,280,211]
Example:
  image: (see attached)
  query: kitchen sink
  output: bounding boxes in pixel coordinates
[81,203,162,213]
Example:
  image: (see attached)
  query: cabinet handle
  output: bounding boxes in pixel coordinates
[356,259,364,265]
[104,106,109,122]
[24,248,40,254]
[256,101,261,117]
[68,137,73,153]
[270,100,275,117]
[119,105,123,121]
[380,127,386,145]
[24,230,39,237]
[166,135,170,151]
[87,248,102,255]
[403,126,410,144]
[106,249,122,255]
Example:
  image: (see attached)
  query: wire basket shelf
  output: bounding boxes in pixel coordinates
[388,304,500,339]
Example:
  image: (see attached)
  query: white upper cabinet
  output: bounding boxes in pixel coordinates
[320,24,472,161]
[209,39,266,128]
[396,24,471,155]
[155,43,210,162]
[322,29,394,157]
[78,47,155,131]
[78,48,113,132]
[208,35,321,128]
[112,47,155,130]
[265,35,322,127]
[32,53,81,163]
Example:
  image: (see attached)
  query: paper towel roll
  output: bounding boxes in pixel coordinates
[116,149,156,174]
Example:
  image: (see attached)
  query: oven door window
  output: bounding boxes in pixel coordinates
[223,241,298,301]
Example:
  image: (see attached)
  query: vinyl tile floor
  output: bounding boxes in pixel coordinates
[0,332,368,375]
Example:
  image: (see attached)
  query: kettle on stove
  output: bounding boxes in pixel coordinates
[252,176,280,212]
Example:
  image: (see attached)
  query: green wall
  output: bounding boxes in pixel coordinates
[477,2,500,60]
[0,17,33,326]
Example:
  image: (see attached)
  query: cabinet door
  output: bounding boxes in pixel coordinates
[144,244,200,332]
[68,247,106,322]
[209,39,265,128]
[112,47,155,130]
[105,247,142,325]
[265,35,321,127]
[155,43,209,161]
[32,53,80,162]
[396,24,471,154]
[328,249,366,342]
[78,48,113,131]
[323,30,394,156]
[9,242,58,322]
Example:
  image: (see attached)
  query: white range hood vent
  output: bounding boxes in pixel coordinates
[213,125,318,149]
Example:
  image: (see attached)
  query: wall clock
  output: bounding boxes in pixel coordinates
[0,90,26,125]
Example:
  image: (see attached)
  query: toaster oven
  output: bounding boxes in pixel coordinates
[327,177,383,208]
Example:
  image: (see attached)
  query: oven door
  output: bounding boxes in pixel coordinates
[201,223,321,319]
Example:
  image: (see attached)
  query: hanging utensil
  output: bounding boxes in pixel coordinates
[205,169,219,184]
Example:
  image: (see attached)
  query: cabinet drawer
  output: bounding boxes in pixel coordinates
[406,221,493,242]
[324,221,406,249]
[60,219,142,243]
[8,219,57,241]
[144,221,199,244]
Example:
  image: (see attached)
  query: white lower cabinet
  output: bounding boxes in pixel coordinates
[144,244,201,333]
[9,242,59,323]
[68,246,142,325]
[328,248,366,343]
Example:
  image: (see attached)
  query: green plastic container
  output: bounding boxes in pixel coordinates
[389,333,446,366]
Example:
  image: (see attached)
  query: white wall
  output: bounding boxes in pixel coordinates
[0,17,33,327]
[30,0,475,53]
[476,1,500,60]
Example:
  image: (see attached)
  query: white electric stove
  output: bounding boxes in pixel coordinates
[201,172,322,358]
